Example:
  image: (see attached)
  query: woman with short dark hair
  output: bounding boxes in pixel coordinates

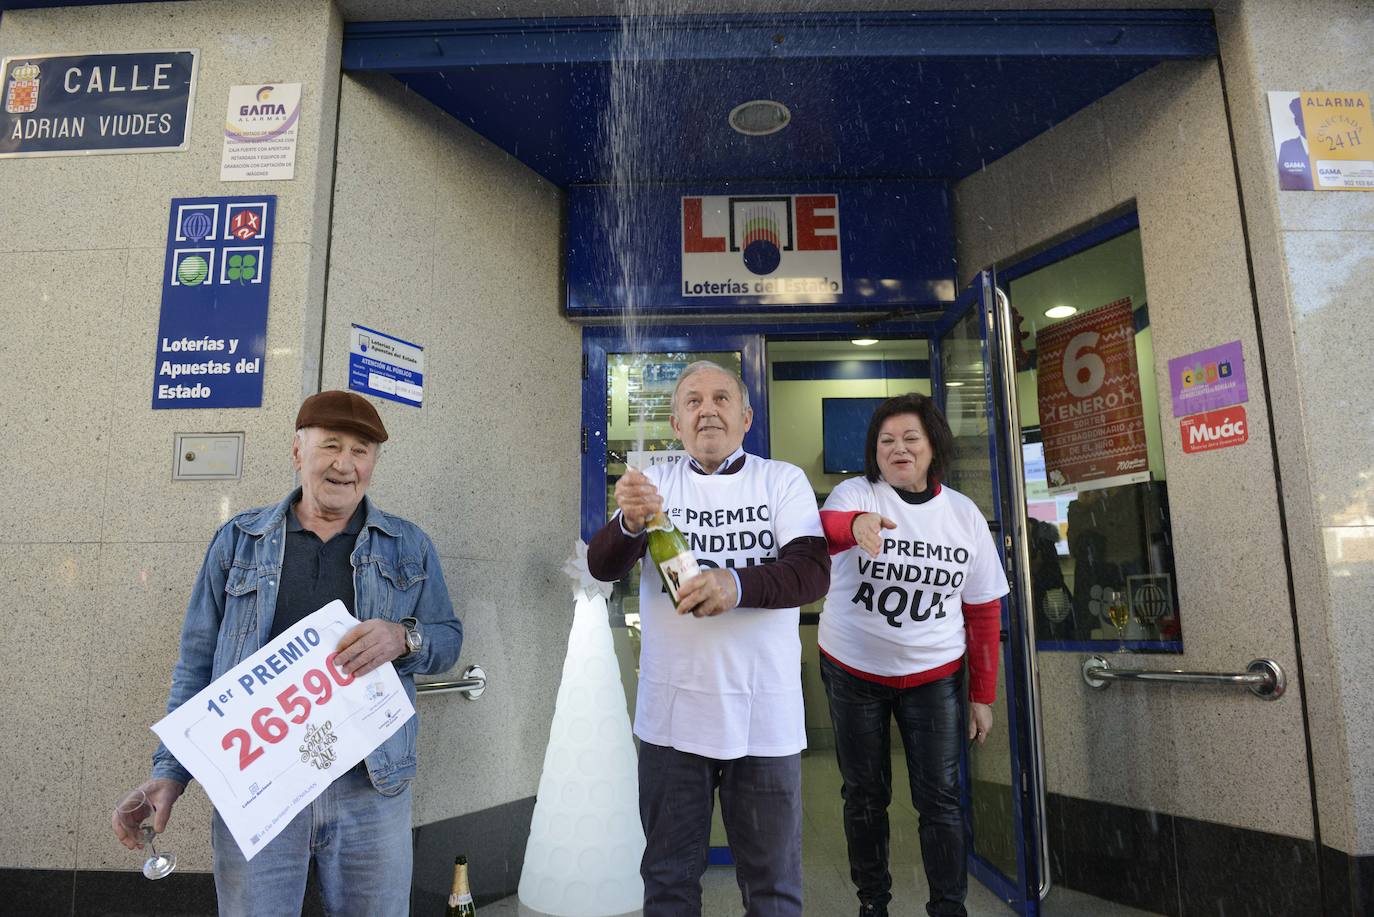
[818,392,1009,917]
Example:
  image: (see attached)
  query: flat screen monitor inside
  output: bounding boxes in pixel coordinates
[1022,429,1074,556]
[821,397,885,475]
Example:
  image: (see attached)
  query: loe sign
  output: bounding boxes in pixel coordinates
[681,193,843,299]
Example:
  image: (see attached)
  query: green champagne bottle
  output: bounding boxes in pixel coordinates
[646,511,701,605]
[445,855,476,916]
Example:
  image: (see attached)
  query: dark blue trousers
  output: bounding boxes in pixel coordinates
[638,740,803,917]
[821,655,968,917]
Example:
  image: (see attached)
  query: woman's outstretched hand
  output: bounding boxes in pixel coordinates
[851,512,898,555]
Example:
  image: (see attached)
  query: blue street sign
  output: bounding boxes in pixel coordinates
[1,50,197,158]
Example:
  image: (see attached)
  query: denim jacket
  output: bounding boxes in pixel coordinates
[152,488,463,794]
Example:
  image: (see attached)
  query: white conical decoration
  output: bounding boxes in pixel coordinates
[518,543,645,916]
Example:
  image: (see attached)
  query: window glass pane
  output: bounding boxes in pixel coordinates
[1009,229,1181,652]
[940,307,996,518]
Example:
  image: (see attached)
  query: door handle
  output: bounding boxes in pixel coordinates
[1082,656,1285,700]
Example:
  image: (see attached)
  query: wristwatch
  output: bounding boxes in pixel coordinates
[399,617,422,657]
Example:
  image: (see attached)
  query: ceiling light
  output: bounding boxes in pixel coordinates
[945,381,966,387]
[851,338,878,347]
[1044,305,1077,319]
[729,99,791,136]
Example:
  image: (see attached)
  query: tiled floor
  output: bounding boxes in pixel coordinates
[481,751,1162,917]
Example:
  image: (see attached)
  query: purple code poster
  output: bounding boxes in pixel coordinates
[1168,340,1247,417]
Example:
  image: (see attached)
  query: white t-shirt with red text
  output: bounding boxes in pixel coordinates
[820,476,1008,677]
[636,454,823,759]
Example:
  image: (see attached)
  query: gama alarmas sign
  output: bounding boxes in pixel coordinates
[681,194,842,298]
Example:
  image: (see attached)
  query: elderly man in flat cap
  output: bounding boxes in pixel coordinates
[113,390,462,915]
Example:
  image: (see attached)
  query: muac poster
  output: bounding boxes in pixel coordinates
[1267,90,1374,191]
[1036,298,1150,494]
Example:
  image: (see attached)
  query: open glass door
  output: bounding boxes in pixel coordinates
[932,272,1046,915]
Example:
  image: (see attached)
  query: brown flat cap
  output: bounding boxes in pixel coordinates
[295,390,389,443]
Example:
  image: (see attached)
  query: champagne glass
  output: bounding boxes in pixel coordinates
[115,789,177,879]
[1104,589,1130,648]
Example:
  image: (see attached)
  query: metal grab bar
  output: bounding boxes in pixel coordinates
[1082,656,1285,700]
[416,664,487,700]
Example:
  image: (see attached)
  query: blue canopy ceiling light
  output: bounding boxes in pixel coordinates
[729,99,791,136]
[342,10,1217,186]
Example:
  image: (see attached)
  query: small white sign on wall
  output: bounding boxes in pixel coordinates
[349,324,424,407]
[221,83,301,181]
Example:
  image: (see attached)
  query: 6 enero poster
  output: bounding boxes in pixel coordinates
[1035,298,1150,494]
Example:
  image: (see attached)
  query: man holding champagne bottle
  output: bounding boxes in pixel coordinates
[589,361,830,917]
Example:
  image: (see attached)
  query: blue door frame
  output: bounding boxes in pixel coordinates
[938,275,1043,915]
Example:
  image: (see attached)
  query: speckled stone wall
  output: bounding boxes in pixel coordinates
[0,0,344,874]
[320,71,576,831]
[1212,0,1374,860]
[954,57,1317,843]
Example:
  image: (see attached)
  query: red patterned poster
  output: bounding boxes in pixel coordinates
[1035,298,1150,494]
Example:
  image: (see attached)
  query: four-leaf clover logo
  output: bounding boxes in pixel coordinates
[227,252,258,284]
